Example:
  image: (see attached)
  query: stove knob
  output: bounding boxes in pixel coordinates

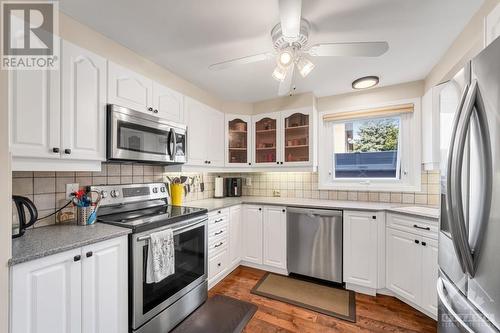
[110,190,120,198]
[160,187,166,193]
[152,187,158,194]
[100,190,108,199]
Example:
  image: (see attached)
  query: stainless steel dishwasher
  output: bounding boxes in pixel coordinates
[287,207,343,283]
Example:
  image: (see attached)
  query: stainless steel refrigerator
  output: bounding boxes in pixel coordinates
[438,35,500,332]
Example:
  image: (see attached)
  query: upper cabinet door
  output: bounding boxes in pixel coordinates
[152,82,184,123]
[281,108,313,166]
[61,41,106,161]
[185,97,208,166]
[225,114,251,167]
[207,108,225,167]
[486,4,500,47]
[9,64,60,159]
[107,62,153,113]
[253,113,281,167]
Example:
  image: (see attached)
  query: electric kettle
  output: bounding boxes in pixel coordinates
[12,195,38,238]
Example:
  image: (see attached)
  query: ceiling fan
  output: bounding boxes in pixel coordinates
[208,0,389,96]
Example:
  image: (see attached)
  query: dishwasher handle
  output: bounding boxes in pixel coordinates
[286,207,343,217]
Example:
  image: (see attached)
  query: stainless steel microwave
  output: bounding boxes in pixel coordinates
[107,104,187,164]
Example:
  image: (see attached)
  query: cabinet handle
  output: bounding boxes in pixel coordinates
[282,209,286,213]
[208,161,211,164]
[258,208,262,211]
[276,162,279,164]
[153,109,159,114]
[217,263,221,267]
[248,163,251,165]
[86,251,93,258]
[280,162,283,165]
[422,242,427,247]
[214,230,223,236]
[214,242,223,248]
[52,147,60,153]
[217,210,221,214]
[372,216,377,219]
[64,149,71,155]
[414,240,420,244]
[73,255,81,262]
[214,218,223,223]
[413,224,431,231]
[148,107,153,112]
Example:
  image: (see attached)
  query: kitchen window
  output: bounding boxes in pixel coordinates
[319,99,421,192]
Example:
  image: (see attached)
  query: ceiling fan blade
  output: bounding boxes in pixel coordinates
[279,0,302,42]
[307,42,389,57]
[208,52,272,71]
[278,64,294,96]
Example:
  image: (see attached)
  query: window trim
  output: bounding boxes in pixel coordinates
[318,98,421,192]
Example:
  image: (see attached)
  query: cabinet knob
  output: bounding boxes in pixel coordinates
[280,162,283,165]
[414,240,420,244]
[208,160,211,164]
[73,255,81,262]
[217,263,221,267]
[372,216,377,220]
[64,149,71,155]
[422,242,427,247]
[148,107,153,111]
[52,147,60,153]
[153,109,159,114]
[276,162,279,165]
[86,251,93,258]
[282,209,286,213]
[258,208,262,211]
[248,163,251,165]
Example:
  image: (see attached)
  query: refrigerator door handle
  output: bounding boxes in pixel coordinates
[450,80,493,277]
[446,83,470,274]
[437,277,475,333]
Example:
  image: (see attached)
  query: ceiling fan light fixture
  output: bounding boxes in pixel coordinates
[296,56,314,77]
[272,65,288,82]
[278,49,293,68]
[352,76,379,90]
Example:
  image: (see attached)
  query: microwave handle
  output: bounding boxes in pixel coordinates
[168,128,177,160]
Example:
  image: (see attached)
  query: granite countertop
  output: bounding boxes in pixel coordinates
[190,196,440,220]
[10,223,131,266]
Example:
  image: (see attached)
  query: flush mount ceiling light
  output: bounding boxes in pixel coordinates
[352,76,380,90]
[209,0,389,97]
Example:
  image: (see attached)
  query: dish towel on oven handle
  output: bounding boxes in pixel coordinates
[146,228,175,284]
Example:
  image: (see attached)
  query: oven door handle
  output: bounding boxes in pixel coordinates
[136,217,207,242]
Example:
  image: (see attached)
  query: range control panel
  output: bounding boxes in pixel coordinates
[90,183,168,207]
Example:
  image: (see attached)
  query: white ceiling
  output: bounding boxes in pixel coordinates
[60,0,483,103]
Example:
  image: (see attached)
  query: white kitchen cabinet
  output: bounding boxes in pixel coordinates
[225,114,252,167]
[229,205,242,267]
[152,82,184,123]
[242,205,263,265]
[420,236,438,316]
[9,62,60,160]
[262,206,287,270]
[107,61,153,113]
[281,108,315,167]
[61,41,106,162]
[185,97,225,167]
[343,210,378,290]
[252,113,281,166]
[81,237,128,333]
[486,4,500,47]
[11,248,83,333]
[10,237,128,333]
[386,228,421,304]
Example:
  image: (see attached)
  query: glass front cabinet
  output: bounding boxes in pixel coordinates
[252,113,280,166]
[225,114,251,166]
[281,109,313,166]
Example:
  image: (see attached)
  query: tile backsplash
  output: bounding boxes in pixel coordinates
[12,163,438,228]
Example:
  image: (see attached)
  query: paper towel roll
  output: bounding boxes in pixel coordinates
[214,177,224,198]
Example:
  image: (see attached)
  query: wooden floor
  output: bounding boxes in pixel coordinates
[209,266,437,333]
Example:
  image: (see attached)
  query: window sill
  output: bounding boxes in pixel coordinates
[318,182,421,193]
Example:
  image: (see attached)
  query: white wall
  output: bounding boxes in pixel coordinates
[0,60,12,333]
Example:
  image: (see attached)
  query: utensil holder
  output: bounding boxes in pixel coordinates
[77,206,96,226]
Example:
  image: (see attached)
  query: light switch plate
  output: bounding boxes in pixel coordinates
[66,183,79,199]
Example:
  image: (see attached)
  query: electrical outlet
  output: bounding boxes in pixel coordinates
[245,177,252,186]
[66,183,79,199]
[273,189,281,197]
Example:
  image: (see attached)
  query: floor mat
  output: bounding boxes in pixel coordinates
[171,294,257,333]
[251,272,356,322]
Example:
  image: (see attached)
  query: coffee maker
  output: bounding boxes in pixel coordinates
[224,178,242,197]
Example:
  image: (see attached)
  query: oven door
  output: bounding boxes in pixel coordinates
[131,216,207,330]
[108,105,176,163]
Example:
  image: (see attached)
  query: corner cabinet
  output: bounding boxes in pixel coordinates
[11,236,128,333]
[10,40,106,171]
[185,97,225,167]
[225,115,251,167]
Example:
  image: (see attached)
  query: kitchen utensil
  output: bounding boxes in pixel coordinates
[180,176,188,184]
[200,174,205,192]
[12,195,38,238]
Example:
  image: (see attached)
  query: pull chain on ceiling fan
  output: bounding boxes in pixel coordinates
[209,0,389,96]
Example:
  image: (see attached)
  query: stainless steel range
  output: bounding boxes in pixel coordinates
[91,183,208,333]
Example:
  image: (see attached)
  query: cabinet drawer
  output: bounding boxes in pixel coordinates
[209,208,230,220]
[208,224,228,241]
[208,236,228,255]
[387,213,438,239]
[208,249,228,280]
